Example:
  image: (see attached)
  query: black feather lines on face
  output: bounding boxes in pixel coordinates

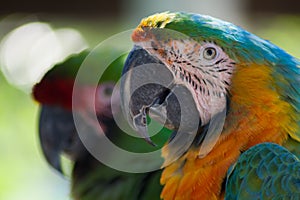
[160,40,234,148]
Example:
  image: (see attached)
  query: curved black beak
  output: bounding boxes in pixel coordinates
[121,46,200,146]
[39,105,83,174]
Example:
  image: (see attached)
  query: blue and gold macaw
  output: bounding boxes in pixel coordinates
[122,12,300,199]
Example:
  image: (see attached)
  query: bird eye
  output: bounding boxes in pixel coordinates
[97,83,115,102]
[103,85,113,97]
[203,47,217,60]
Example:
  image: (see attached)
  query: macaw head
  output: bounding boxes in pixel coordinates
[122,12,300,152]
[33,50,125,173]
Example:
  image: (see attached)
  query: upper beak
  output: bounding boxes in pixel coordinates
[121,46,200,145]
[39,105,83,174]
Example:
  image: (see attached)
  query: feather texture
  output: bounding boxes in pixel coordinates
[130,11,300,199]
[225,143,300,199]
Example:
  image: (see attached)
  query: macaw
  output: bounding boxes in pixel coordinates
[121,12,300,199]
[32,49,170,199]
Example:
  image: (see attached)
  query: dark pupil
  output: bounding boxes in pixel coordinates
[104,87,113,96]
[206,49,213,56]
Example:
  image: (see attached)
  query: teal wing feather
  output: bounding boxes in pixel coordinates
[225,142,300,200]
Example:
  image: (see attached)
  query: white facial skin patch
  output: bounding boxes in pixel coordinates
[137,38,235,125]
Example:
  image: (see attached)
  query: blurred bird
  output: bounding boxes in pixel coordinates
[32,49,169,200]
[122,12,300,200]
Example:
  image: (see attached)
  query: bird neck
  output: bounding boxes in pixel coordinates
[160,63,297,200]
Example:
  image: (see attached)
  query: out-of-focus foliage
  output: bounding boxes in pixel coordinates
[0,17,123,200]
[0,73,69,200]
[256,16,300,58]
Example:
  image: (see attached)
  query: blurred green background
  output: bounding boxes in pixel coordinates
[0,0,299,199]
